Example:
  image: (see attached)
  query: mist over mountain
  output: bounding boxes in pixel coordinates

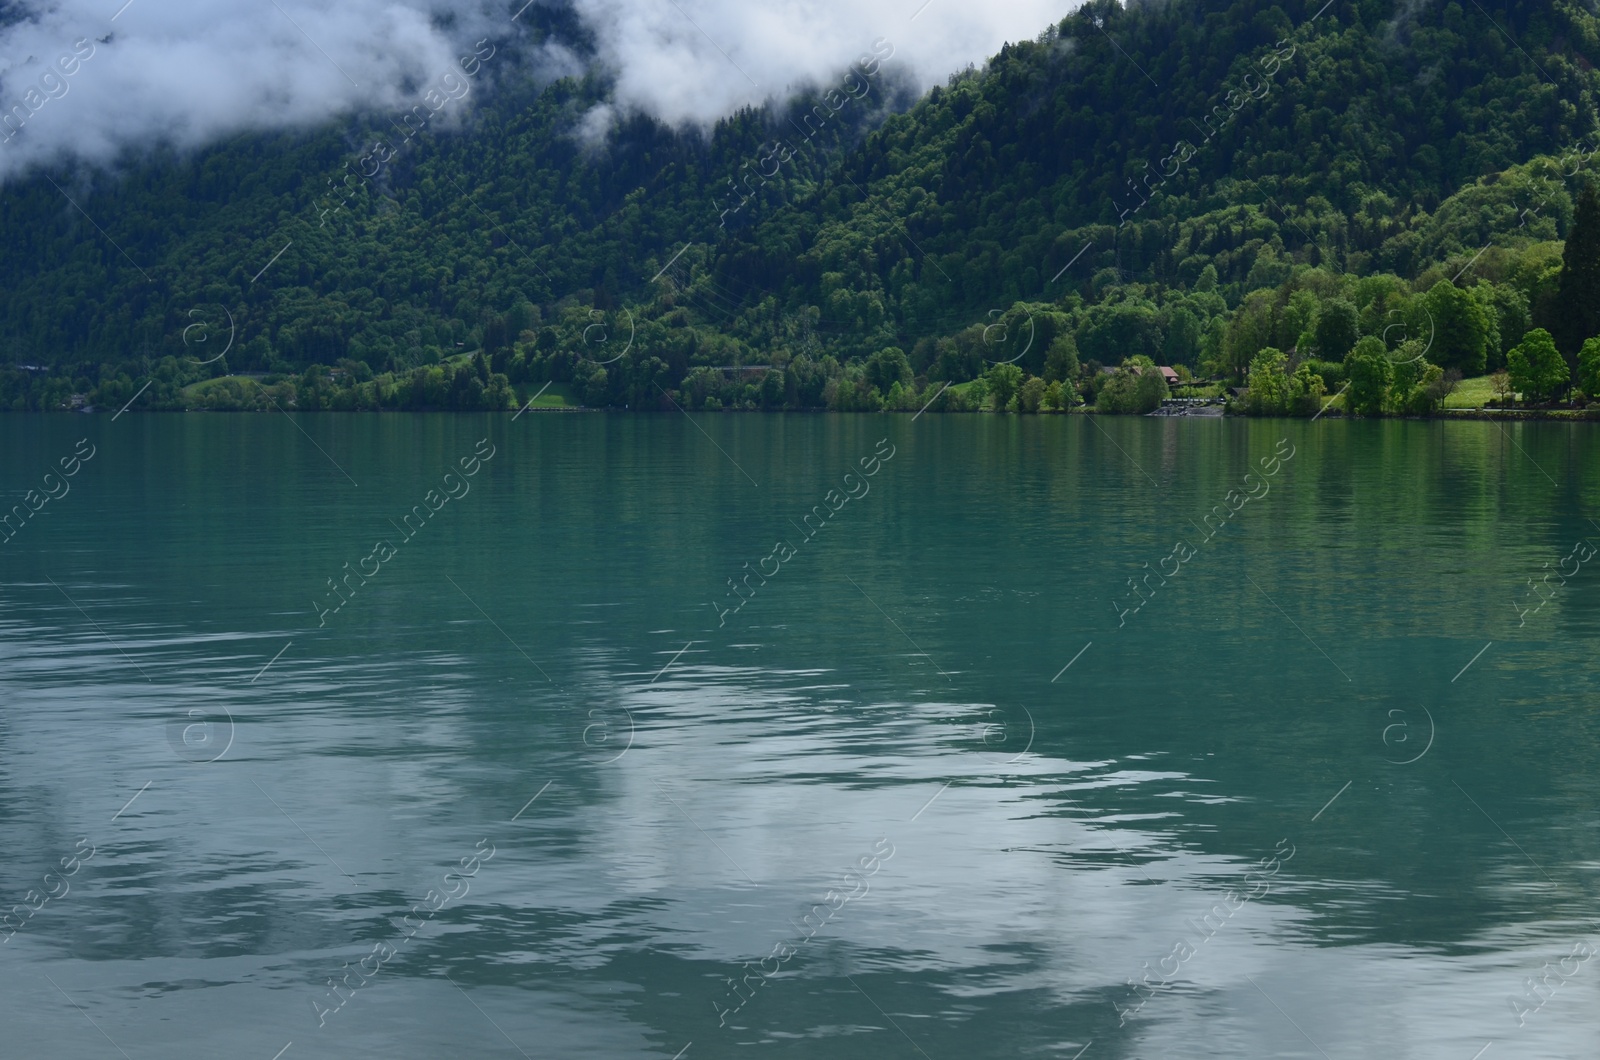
[0,0,1597,414]
[0,0,1072,182]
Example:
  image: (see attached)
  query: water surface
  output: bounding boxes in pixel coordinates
[2,412,1597,1059]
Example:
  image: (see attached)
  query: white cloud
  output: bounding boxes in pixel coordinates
[568,0,1076,127]
[0,0,501,182]
[0,0,1078,183]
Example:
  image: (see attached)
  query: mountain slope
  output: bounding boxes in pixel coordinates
[0,0,1596,410]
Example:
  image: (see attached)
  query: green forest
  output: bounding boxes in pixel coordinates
[3,0,1600,415]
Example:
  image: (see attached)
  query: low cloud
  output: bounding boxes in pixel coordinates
[0,0,1078,183]
[567,0,1076,127]
[0,0,505,182]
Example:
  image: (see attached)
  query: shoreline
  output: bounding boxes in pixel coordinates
[23,406,1600,421]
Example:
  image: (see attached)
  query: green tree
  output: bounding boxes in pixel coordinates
[486,372,515,410]
[1244,348,1324,416]
[1312,298,1360,362]
[1198,316,1229,377]
[1223,290,1276,381]
[1162,306,1202,366]
[1276,290,1319,352]
[1288,361,1327,416]
[1096,360,1167,414]
[1390,351,1424,404]
[1077,302,1163,364]
[865,346,913,394]
[1042,379,1077,410]
[1578,337,1600,399]
[1475,281,1530,371]
[1507,328,1569,403]
[1042,334,1080,382]
[1421,281,1490,375]
[986,362,1023,410]
[1017,375,1046,412]
[1554,183,1600,359]
[1301,359,1344,391]
[1135,365,1170,410]
[1400,363,1448,414]
[1387,341,1437,411]
[1345,336,1393,416]
[1246,347,1291,415]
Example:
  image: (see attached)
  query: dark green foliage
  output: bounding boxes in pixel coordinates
[1554,184,1600,358]
[1161,307,1202,366]
[1042,333,1081,382]
[864,347,913,394]
[1579,336,1600,398]
[1223,291,1277,381]
[1301,358,1345,389]
[1398,362,1449,414]
[1312,299,1360,363]
[985,363,1024,410]
[1474,281,1530,370]
[1078,302,1164,366]
[1344,336,1392,417]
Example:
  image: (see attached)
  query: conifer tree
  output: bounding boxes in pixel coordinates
[1555,183,1600,360]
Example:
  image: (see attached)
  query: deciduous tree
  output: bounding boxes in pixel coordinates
[1345,336,1392,416]
[1312,298,1360,363]
[986,362,1023,410]
[1421,281,1490,376]
[1507,328,1569,403]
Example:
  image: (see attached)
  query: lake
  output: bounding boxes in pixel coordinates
[2,411,1597,1059]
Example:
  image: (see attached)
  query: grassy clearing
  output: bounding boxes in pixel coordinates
[520,382,576,407]
[1445,375,1499,409]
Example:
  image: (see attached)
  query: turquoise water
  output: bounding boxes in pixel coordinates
[2,411,1598,1058]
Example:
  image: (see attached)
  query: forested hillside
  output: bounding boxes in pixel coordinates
[2,0,1598,411]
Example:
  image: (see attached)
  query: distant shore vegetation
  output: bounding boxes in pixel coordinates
[22,185,1600,420]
